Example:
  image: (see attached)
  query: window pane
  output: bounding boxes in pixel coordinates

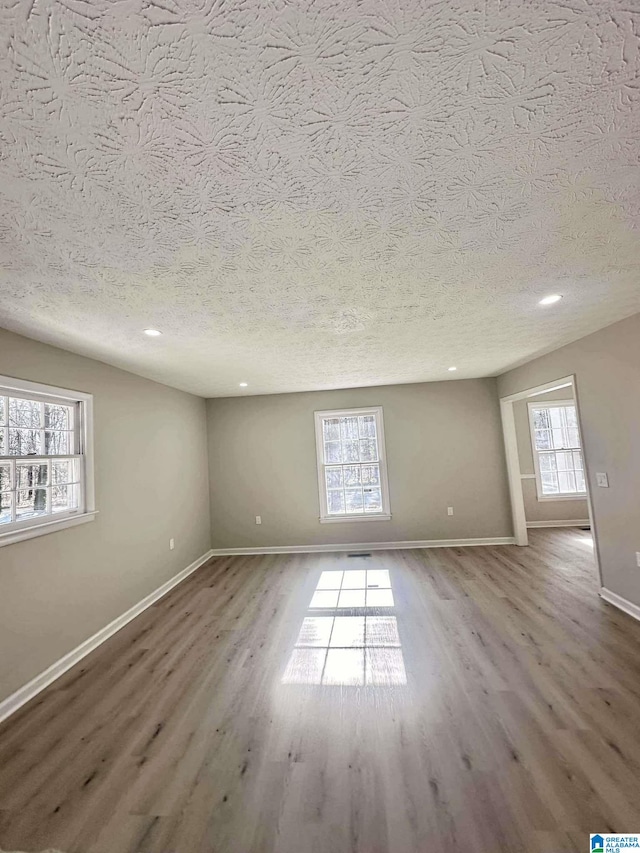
[52,484,78,513]
[0,397,5,424]
[343,465,361,487]
[572,451,583,471]
[17,463,48,489]
[576,470,586,492]
[44,404,71,430]
[45,431,71,455]
[8,428,41,455]
[364,487,382,512]
[361,464,380,485]
[358,415,376,438]
[359,438,378,462]
[567,427,580,447]
[343,440,359,462]
[534,429,551,450]
[9,398,40,428]
[52,460,74,484]
[345,488,363,513]
[0,493,12,525]
[327,490,345,514]
[551,428,567,449]
[558,471,576,493]
[549,408,563,428]
[533,409,550,429]
[340,417,359,440]
[0,464,10,491]
[565,406,577,427]
[324,441,342,464]
[539,453,555,473]
[555,451,573,471]
[541,472,559,494]
[16,488,48,519]
[0,430,4,454]
[322,418,340,441]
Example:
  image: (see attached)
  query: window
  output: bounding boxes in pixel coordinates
[528,400,586,500]
[0,375,95,546]
[314,407,391,522]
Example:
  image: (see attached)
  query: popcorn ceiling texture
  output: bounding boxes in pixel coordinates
[1,0,640,396]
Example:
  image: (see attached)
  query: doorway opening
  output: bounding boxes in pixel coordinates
[500,375,601,585]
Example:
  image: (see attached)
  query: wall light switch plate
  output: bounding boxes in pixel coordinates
[636,552,640,569]
[169,538,175,550]
[596,472,609,488]
[447,506,454,516]
[255,516,262,525]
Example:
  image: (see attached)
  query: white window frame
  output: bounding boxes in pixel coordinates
[527,399,587,502]
[314,406,392,523]
[0,374,96,547]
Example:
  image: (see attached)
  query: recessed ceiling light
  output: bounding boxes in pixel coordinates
[448,366,457,372]
[539,294,562,306]
[143,328,162,336]
[239,382,248,387]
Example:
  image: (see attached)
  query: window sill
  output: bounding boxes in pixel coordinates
[537,494,588,502]
[0,511,98,548]
[319,513,392,524]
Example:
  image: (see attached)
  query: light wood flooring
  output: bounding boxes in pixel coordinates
[2,529,640,853]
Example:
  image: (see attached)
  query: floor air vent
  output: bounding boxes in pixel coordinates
[348,552,371,558]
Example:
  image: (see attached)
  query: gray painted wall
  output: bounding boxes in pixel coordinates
[513,388,589,524]
[0,328,212,703]
[207,379,513,548]
[498,311,640,606]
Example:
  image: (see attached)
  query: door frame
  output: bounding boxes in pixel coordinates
[499,375,601,583]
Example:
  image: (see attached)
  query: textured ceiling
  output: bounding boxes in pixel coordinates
[1,0,640,397]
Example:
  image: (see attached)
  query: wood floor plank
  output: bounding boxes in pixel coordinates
[1,529,639,852]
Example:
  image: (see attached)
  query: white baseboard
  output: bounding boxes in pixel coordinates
[600,587,640,623]
[0,549,213,725]
[526,519,590,529]
[209,537,516,556]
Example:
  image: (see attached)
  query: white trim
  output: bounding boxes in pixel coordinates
[600,588,640,623]
[314,406,392,523]
[520,473,536,479]
[526,519,590,528]
[0,549,213,724]
[0,510,97,547]
[500,399,528,546]
[319,513,392,523]
[209,537,516,556]
[500,376,575,404]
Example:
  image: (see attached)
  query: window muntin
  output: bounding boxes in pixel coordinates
[528,401,587,499]
[0,385,87,536]
[314,407,391,521]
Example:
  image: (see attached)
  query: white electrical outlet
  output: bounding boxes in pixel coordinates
[596,472,609,488]
[636,552,640,569]
[447,506,454,516]
[255,516,262,525]
[169,538,175,550]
